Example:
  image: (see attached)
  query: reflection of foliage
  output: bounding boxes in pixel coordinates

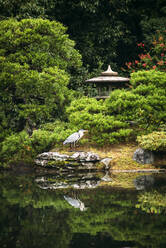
[136,189,166,214]
[1,173,166,247]
[0,174,71,210]
[17,208,72,248]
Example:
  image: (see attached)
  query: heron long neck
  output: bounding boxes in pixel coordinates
[79,131,84,138]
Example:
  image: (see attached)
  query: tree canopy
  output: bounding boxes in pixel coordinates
[0,18,82,139]
[0,0,165,72]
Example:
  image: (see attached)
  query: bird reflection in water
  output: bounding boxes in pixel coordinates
[64,195,88,211]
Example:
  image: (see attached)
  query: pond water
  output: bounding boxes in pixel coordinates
[0,170,166,248]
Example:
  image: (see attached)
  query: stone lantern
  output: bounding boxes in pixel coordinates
[85,65,130,99]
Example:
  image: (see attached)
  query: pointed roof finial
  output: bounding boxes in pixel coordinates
[101,65,118,76]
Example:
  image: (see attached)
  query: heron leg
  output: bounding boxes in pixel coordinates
[68,143,72,152]
[75,140,80,147]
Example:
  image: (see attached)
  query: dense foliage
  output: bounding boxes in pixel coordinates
[0,121,76,166]
[125,70,166,131]
[64,70,166,146]
[0,18,81,141]
[66,97,132,145]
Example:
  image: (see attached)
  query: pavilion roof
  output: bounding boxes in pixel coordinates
[86,65,130,83]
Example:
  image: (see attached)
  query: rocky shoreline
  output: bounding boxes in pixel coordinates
[35,151,112,172]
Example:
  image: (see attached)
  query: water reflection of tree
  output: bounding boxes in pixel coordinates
[136,189,166,214]
[17,207,72,248]
[135,175,166,214]
[0,174,166,247]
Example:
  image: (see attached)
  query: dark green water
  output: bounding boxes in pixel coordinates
[0,171,166,248]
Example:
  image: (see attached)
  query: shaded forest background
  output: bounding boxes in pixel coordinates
[0,0,166,78]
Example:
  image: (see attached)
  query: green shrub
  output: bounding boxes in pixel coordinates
[105,70,166,133]
[105,89,142,121]
[66,97,133,145]
[30,130,54,154]
[137,131,166,151]
[131,70,166,131]
[0,118,85,167]
[0,131,33,164]
[40,120,78,147]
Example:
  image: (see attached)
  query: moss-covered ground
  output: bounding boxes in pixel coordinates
[55,142,166,171]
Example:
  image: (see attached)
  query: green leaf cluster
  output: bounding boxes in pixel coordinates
[137,131,166,152]
[106,70,166,132]
[0,131,33,165]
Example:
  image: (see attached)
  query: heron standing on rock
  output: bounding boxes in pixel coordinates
[63,129,88,149]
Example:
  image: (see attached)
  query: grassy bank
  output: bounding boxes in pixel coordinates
[56,143,166,171]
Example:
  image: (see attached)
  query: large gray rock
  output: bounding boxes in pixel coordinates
[35,151,110,171]
[133,148,154,164]
[36,151,100,162]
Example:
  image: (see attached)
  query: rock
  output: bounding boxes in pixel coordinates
[35,151,109,171]
[71,151,100,161]
[133,148,154,164]
[36,152,70,161]
[35,159,50,167]
[36,151,100,162]
[100,158,112,169]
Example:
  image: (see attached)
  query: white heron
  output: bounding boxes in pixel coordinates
[63,129,88,148]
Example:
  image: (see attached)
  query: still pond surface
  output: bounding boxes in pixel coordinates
[0,170,166,248]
